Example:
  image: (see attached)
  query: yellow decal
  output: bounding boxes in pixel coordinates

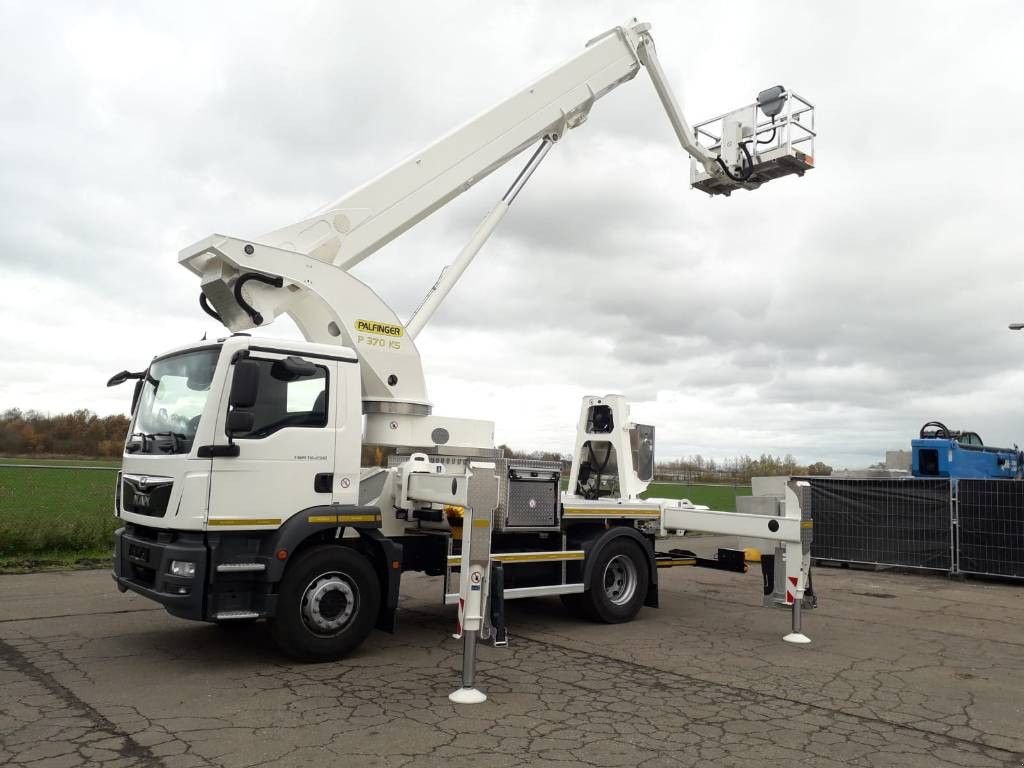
[208,518,281,527]
[493,551,585,563]
[308,513,381,524]
[355,319,404,338]
[340,514,381,523]
[563,508,661,518]
[446,551,584,566]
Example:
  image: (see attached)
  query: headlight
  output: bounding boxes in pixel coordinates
[169,560,196,578]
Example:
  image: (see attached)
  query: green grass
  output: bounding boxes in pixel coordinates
[0,462,118,562]
[640,482,752,512]
[0,547,111,574]
[0,456,120,467]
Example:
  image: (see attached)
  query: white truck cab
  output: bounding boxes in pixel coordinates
[113,336,388,646]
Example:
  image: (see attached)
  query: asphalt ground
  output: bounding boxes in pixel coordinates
[1,536,1023,768]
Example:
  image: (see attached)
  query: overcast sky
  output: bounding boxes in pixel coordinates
[2,1,1022,467]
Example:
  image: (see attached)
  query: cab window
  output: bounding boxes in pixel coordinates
[232,358,328,438]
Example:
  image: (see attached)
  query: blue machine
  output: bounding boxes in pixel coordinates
[911,421,1023,479]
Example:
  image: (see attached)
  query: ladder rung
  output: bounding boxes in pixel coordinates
[216,563,266,573]
[214,610,260,621]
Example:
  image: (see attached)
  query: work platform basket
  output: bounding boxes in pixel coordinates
[691,89,815,196]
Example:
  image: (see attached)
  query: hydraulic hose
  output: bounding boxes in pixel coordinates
[199,292,222,323]
[715,140,755,182]
[233,272,284,326]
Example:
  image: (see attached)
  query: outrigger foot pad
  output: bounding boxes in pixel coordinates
[449,687,487,704]
[783,632,811,645]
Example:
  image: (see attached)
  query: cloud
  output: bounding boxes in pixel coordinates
[2,1,1024,467]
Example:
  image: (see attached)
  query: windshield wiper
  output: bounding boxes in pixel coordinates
[125,432,150,453]
[146,432,188,453]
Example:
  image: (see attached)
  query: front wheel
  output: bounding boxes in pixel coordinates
[269,545,380,662]
[577,538,649,624]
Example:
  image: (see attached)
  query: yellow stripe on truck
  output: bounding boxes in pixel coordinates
[308,514,381,524]
[446,551,584,566]
[563,508,661,518]
[208,518,282,527]
[495,551,584,563]
[308,515,337,524]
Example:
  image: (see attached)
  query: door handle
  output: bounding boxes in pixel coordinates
[314,473,334,493]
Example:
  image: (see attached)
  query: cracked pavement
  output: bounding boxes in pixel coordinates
[1,536,1023,767]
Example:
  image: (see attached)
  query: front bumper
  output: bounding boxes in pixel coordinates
[112,525,208,620]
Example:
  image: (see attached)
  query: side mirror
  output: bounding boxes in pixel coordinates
[272,356,318,381]
[229,360,260,408]
[107,369,144,387]
[226,410,255,437]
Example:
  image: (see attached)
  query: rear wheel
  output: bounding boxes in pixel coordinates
[575,538,649,623]
[269,545,380,662]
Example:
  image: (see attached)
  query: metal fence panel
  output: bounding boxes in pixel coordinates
[957,479,1024,579]
[806,478,953,571]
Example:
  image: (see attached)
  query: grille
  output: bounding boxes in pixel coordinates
[122,476,173,518]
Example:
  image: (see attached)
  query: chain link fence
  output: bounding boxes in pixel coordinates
[807,478,953,572]
[957,480,1024,579]
[0,463,118,557]
[804,476,1024,580]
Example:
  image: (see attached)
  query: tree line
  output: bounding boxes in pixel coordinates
[501,446,832,483]
[0,409,131,458]
[0,409,834,479]
[654,453,832,483]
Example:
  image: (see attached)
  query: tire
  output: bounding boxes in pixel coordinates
[269,545,380,662]
[579,537,649,624]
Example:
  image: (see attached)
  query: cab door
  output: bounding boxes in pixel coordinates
[208,351,337,528]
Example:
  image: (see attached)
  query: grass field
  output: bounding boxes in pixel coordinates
[0,458,118,571]
[0,456,120,467]
[640,482,752,511]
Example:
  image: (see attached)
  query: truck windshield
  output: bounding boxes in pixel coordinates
[128,347,221,455]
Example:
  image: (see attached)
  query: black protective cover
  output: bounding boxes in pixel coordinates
[804,478,952,570]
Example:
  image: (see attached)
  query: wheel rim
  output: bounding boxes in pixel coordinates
[300,571,359,636]
[602,554,638,606]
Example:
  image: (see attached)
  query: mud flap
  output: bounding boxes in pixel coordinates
[357,528,403,633]
[488,561,507,647]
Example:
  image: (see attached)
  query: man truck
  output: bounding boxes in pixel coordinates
[108,18,818,661]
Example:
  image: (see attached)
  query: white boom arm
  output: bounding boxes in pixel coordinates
[180,18,793,450]
[258,20,715,271]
